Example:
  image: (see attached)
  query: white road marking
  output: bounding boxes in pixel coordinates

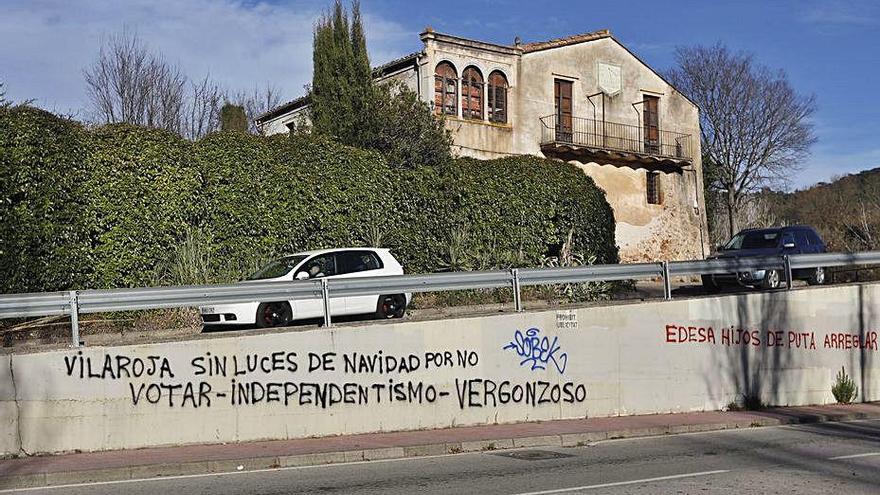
[829,452,880,460]
[509,470,730,494]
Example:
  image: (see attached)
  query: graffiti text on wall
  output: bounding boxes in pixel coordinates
[62,348,586,409]
[502,328,568,374]
[664,324,880,351]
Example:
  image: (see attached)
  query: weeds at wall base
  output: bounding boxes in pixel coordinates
[726,394,767,411]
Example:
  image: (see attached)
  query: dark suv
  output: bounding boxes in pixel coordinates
[703,225,827,291]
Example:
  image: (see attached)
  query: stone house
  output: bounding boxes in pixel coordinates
[256,29,709,262]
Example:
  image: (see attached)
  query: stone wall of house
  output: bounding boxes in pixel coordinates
[573,162,706,262]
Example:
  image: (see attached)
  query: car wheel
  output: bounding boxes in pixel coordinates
[761,269,781,290]
[376,294,406,319]
[701,275,720,293]
[808,267,826,286]
[256,302,293,328]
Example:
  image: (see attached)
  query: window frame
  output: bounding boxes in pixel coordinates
[646,171,662,205]
[487,71,508,124]
[461,66,484,121]
[554,78,573,142]
[434,62,459,116]
[643,95,660,153]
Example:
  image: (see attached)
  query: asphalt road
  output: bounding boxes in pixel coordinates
[6,419,880,495]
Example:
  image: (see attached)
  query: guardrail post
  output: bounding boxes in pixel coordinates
[661,261,672,300]
[510,268,523,312]
[68,290,81,347]
[783,255,793,291]
[321,278,332,328]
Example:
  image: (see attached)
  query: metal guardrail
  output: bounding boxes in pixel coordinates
[2,251,880,347]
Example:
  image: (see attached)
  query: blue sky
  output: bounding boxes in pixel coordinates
[2,0,878,188]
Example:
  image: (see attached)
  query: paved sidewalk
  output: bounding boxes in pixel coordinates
[2,402,879,490]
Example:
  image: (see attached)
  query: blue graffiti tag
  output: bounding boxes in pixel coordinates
[502,328,568,374]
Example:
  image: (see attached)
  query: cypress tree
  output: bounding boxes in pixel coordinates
[310,1,452,168]
[350,1,371,88]
[220,103,248,132]
[311,0,372,144]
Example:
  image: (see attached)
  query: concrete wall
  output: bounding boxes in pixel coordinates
[4,283,879,455]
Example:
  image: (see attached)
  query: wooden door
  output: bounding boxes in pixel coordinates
[643,95,659,153]
[554,79,573,142]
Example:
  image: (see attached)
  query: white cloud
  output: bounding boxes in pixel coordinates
[800,0,879,26]
[0,0,414,117]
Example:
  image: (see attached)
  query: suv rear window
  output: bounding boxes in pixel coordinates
[725,231,780,250]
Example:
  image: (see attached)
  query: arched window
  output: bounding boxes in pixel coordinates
[434,62,458,116]
[461,67,484,120]
[487,71,508,123]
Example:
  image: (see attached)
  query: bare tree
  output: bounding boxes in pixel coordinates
[708,192,780,246]
[184,74,224,140]
[667,44,816,238]
[84,30,187,134]
[0,80,8,108]
[231,83,283,134]
[84,30,284,139]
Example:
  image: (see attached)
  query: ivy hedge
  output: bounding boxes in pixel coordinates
[84,124,201,288]
[0,106,91,292]
[0,106,619,293]
[194,132,395,276]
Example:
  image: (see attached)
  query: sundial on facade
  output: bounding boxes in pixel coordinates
[597,62,622,97]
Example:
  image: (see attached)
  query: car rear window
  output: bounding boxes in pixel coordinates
[726,231,780,250]
[338,251,383,274]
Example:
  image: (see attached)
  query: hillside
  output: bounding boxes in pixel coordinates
[778,167,880,251]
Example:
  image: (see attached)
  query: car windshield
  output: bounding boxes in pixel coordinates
[724,231,780,250]
[247,255,308,280]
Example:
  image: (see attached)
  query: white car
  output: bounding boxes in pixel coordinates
[200,248,410,328]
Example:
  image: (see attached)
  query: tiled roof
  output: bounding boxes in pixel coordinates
[520,29,611,53]
[255,52,420,123]
[372,51,420,77]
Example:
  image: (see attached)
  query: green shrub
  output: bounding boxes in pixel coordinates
[83,124,200,288]
[195,132,395,282]
[193,130,284,281]
[2,109,618,294]
[0,106,92,292]
[389,155,617,275]
[832,366,858,404]
[271,134,396,250]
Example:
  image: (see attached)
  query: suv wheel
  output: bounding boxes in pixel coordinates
[808,267,826,286]
[761,269,781,290]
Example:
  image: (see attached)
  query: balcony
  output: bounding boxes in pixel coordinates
[539,115,694,169]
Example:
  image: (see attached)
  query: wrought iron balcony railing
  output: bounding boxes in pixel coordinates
[540,114,693,162]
